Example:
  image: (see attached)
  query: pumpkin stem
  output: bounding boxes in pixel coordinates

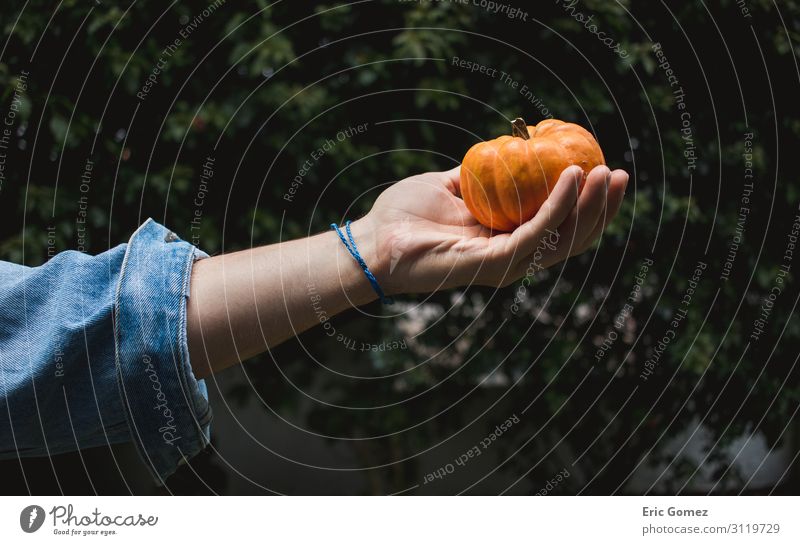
[511,117,530,140]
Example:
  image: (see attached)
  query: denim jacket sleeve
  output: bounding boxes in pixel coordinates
[0,218,212,484]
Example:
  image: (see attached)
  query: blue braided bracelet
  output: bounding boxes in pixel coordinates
[330,220,393,304]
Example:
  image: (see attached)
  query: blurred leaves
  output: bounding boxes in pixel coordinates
[0,0,798,493]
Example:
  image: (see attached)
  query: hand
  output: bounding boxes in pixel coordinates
[188,163,628,376]
[353,164,629,295]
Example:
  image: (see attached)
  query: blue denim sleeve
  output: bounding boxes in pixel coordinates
[0,218,212,484]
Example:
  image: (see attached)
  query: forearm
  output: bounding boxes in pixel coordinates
[186,217,384,379]
[185,164,627,380]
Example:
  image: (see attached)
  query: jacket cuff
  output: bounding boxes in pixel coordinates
[114,218,212,484]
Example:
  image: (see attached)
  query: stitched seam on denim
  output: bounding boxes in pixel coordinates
[113,218,167,485]
[177,245,212,435]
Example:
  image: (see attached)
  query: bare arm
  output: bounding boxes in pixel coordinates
[186,218,383,379]
[186,165,628,379]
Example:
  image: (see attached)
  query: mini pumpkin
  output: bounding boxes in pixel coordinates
[461,117,605,231]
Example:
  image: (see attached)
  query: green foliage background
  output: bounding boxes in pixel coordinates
[2,0,799,493]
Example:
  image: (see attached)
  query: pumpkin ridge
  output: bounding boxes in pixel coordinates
[495,137,529,228]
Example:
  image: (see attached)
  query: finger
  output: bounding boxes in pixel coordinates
[556,165,611,257]
[510,165,613,276]
[558,165,611,257]
[576,169,629,254]
[507,165,583,256]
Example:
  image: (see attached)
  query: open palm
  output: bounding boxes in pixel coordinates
[364,164,629,294]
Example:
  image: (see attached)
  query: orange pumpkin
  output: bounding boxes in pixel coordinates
[461,117,605,231]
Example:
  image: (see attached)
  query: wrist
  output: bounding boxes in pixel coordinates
[334,216,395,301]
